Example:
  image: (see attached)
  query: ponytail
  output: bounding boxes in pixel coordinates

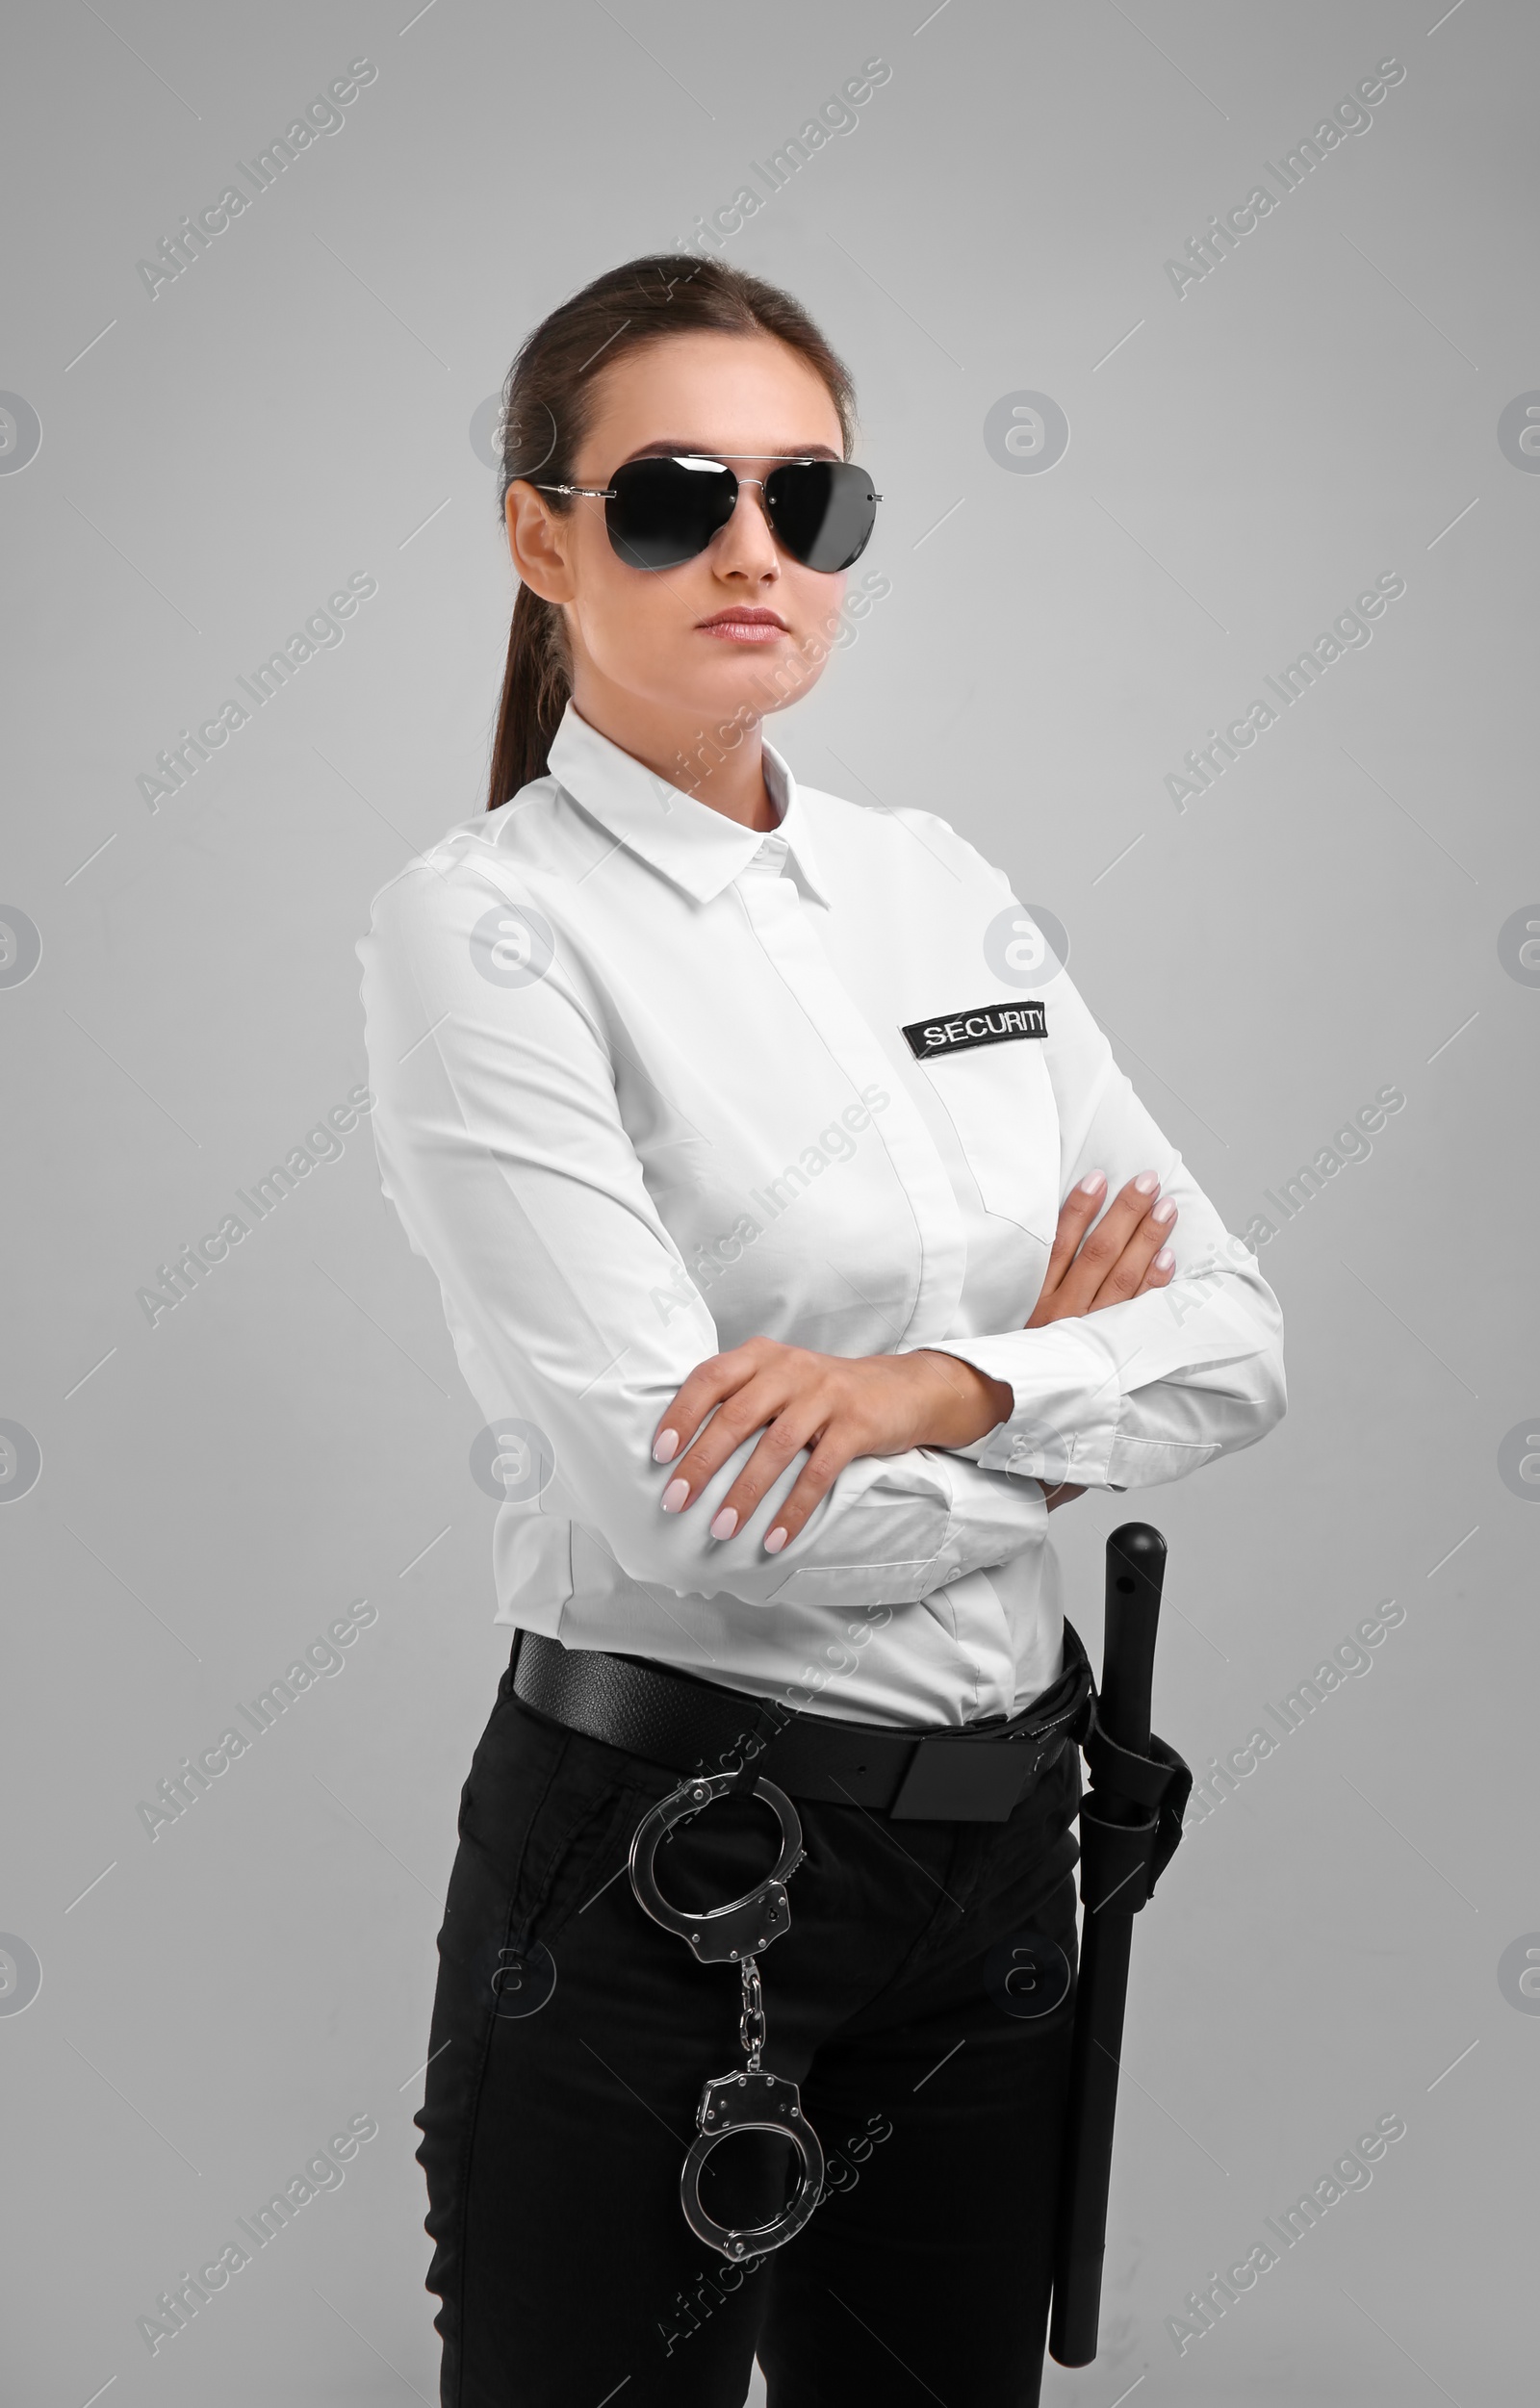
[484,252,856,812]
[487,581,571,808]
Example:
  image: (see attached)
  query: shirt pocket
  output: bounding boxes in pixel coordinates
[919,1037,1060,1239]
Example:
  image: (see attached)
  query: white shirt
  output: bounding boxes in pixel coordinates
[356,702,1285,1729]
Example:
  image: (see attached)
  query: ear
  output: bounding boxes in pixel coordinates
[505,480,578,605]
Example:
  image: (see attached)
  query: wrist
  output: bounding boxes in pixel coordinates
[907,1348,1014,1450]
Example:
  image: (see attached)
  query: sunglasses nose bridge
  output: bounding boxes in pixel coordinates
[714,473,779,556]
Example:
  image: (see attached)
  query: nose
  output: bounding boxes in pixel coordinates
[710,475,781,580]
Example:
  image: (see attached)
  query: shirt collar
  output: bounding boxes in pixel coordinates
[545,701,831,909]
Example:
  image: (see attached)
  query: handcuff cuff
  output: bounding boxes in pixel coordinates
[628,1767,825,2261]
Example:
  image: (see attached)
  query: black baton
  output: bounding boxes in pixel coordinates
[1049,1521,1182,2369]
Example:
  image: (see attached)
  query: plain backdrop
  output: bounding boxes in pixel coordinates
[2,2,1536,2403]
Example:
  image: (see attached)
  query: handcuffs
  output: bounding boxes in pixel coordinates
[628,1767,825,2261]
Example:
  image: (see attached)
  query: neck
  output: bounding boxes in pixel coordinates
[566,682,781,833]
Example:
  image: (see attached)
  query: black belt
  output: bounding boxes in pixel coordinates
[509,1621,1094,1822]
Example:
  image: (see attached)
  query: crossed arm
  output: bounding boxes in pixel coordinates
[652,1166,1178,1552]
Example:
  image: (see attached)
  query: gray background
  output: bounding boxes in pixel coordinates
[2,1,1535,2401]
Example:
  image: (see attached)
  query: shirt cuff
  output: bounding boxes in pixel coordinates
[910,1324,1124,1489]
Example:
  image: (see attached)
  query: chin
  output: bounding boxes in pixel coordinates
[678,656,787,711]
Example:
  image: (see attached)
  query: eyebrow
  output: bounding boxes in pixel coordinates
[616,440,846,466]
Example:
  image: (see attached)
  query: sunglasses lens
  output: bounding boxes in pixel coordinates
[605,456,736,571]
[764,463,877,572]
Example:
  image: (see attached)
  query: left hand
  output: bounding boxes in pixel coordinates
[651,1338,1010,1555]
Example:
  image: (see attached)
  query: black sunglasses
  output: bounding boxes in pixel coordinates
[536,452,881,574]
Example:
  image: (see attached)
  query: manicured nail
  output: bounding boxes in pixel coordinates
[1134,1170,1160,1195]
[1078,1170,1106,1195]
[709,1506,738,1542]
[764,1525,787,1554]
[1153,1245,1175,1273]
[653,1428,679,1464]
[1151,1196,1177,1225]
[660,1478,689,1513]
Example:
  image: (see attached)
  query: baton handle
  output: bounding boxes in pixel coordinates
[1048,1522,1167,2369]
[1099,1521,1166,1755]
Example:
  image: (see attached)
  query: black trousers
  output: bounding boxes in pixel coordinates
[415,1643,1085,2407]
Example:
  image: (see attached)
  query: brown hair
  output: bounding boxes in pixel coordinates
[486,253,857,810]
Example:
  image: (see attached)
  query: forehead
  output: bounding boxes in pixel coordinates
[579,330,845,465]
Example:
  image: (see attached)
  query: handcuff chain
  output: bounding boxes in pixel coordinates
[738,1957,765,2071]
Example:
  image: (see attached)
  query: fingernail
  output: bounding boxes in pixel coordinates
[660,1478,689,1513]
[764,1525,787,1554]
[1151,1196,1176,1225]
[1153,1245,1175,1273]
[653,1428,679,1464]
[1135,1170,1160,1195]
[1078,1170,1106,1195]
[709,1506,738,1541]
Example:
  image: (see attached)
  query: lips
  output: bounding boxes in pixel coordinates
[696,608,789,643]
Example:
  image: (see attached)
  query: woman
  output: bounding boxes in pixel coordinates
[357,253,1285,2408]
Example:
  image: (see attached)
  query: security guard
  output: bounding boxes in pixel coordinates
[357,251,1284,2408]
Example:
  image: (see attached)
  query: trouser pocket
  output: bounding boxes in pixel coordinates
[458,1695,665,1970]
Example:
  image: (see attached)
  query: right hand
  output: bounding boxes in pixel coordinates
[1028,1167,1177,1510]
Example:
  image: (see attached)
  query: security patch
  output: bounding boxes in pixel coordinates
[900,1001,1047,1062]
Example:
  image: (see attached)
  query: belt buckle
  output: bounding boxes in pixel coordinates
[888,1730,1049,1821]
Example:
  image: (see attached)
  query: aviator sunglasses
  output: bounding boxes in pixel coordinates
[535,452,882,575]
